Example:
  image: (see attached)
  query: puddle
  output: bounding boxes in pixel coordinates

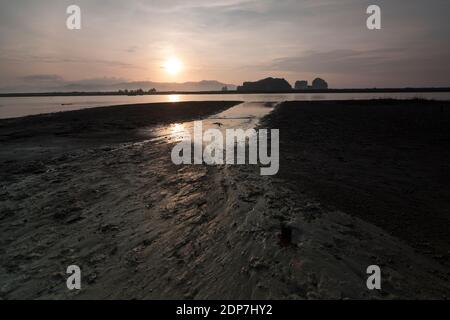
[148,101,277,144]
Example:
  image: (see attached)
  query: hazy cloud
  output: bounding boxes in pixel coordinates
[20,74,64,83]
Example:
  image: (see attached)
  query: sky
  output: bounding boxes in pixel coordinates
[1,0,450,90]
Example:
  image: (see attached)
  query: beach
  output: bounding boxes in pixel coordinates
[0,100,449,299]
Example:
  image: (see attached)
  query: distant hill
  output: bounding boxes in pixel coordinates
[109,80,236,92]
[0,80,236,94]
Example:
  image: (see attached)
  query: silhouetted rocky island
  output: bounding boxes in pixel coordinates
[237,77,292,92]
[237,77,329,92]
[295,80,309,90]
[295,78,329,90]
[312,78,328,89]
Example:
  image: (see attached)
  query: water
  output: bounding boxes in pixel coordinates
[112,101,275,165]
[148,101,276,144]
[1,92,450,119]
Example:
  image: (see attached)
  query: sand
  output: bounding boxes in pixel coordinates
[262,100,450,264]
[0,100,449,299]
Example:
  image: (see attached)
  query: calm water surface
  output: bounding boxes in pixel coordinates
[1,92,450,119]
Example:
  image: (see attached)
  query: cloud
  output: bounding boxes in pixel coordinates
[20,74,64,83]
[18,75,128,85]
[266,47,450,87]
[126,46,139,53]
[24,55,139,69]
[268,48,407,75]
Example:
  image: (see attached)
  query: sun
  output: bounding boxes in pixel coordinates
[163,57,183,75]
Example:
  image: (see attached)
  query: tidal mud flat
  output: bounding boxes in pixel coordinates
[0,100,449,299]
[262,100,450,264]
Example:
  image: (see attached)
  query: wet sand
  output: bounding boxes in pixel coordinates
[0,101,240,163]
[262,99,450,265]
[0,100,449,299]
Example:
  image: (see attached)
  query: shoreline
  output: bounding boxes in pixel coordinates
[3,95,450,121]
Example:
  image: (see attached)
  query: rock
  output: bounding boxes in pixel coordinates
[87,273,98,284]
[99,223,119,233]
[312,78,328,89]
[278,224,293,247]
[237,77,292,92]
[51,272,65,281]
[295,80,308,90]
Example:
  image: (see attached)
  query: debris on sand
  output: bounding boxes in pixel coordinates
[278,224,293,247]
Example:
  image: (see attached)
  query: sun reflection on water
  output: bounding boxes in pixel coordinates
[168,94,181,103]
[168,123,189,142]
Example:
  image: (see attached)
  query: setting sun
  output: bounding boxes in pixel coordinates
[163,57,183,75]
